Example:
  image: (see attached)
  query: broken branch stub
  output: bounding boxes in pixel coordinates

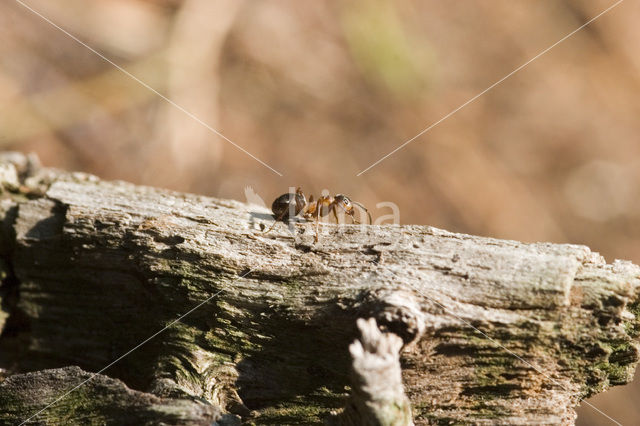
[328,318,413,426]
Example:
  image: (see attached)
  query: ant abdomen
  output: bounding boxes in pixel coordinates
[271,187,307,221]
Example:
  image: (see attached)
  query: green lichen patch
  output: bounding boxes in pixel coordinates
[467,400,514,419]
[246,389,345,425]
[624,300,640,338]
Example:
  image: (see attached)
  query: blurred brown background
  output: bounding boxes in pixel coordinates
[0,0,638,424]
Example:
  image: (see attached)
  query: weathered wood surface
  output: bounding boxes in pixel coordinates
[0,366,221,425]
[0,152,639,425]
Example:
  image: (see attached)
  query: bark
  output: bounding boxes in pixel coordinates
[0,152,638,425]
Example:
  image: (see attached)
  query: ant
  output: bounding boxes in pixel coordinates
[264,187,371,242]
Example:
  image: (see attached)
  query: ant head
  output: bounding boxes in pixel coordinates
[334,194,354,214]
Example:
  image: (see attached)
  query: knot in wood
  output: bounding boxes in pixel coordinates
[356,287,426,347]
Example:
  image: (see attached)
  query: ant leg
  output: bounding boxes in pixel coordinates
[263,209,288,234]
[314,208,321,243]
[332,204,340,224]
[342,207,358,224]
[314,197,327,243]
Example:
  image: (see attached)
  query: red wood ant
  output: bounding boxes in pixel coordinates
[264,187,371,241]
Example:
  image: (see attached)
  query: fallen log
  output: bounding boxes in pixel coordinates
[0,152,638,425]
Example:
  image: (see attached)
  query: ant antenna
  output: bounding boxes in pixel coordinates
[352,201,372,224]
